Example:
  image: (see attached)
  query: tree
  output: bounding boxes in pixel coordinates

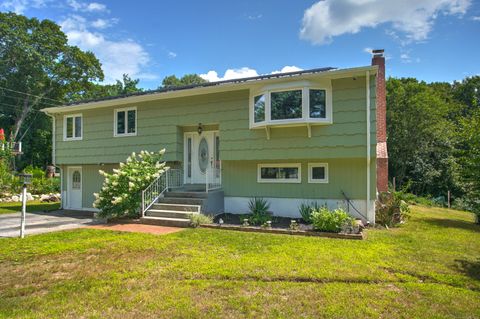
[458,109,480,218]
[386,78,459,197]
[0,12,103,168]
[72,74,143,101]
[161,74,207,88]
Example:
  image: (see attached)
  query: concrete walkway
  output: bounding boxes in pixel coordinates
[0,210,103,238]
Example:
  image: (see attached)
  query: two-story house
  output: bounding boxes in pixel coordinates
[42,50,388,225]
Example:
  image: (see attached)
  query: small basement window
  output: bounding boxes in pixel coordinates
[64,114,82,141]
[308,163,328,183]
[115,107,137,136]
[257,163,301,183]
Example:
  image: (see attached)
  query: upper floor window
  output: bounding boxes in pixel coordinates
[64,114,82,141]
[250,83,332,128]
[271,89,302,120]
[114,107,137,137]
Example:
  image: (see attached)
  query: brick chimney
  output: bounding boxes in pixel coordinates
[371,49,388,192]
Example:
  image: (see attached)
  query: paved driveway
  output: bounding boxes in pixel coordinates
[0,210,103,238]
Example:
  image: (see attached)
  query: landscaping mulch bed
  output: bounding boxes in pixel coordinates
[209,213,364,240]
[213,213,306,228]
[201,223,364,240]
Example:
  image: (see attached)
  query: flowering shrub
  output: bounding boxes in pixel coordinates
[94,149,168,219]
[311,207,352,233]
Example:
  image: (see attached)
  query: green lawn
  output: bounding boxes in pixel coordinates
[0,206,479,318]
[0,200,60,214]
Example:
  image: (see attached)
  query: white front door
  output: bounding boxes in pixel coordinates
[67,167,82,209]
[184,131,219,184]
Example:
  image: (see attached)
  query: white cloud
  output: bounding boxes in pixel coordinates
[200,66,303,82]
[300,0,471,45]
[60,15,153,83]
[473,16,480,21]
[0,0,48,14]
[168,51,177,59]
[91,18,117,29]
[200,67,259,82]
[67,0,108,13]
[363,47,373,54]
[271,66,303,74]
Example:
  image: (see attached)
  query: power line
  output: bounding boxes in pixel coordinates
[0,86,63,105]
[0,91,62,108]
[0,102,44,113]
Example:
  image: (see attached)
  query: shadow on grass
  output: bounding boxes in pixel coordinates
[422,217,479,232]
[455,259,480,281]
[0,202,60,214]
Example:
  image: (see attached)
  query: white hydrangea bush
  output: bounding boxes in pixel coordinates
[93,149,168,218]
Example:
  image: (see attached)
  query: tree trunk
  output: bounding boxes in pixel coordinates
[12,96,31,141]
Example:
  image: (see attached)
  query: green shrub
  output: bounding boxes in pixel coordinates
[24,166,45,179]
[94,149,168,219]
[311,207,352,233]
[375,192,410,227]
[248,197,271,226]
[189,213,213,228]
[298,201,322,224]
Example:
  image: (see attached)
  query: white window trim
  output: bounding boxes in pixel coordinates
[63,114,83,141]
[308,163,329,183]
[249,82,332,129]
[257,163,301,184]
[114,106,137,137]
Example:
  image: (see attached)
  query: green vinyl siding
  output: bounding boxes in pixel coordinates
[54,75,377,165]
[222,158,376,200]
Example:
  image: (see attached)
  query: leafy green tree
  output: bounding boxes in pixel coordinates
[0,12,103,168]
[386,78,459,197]
[72,74,143,101]
[161,74,207,88]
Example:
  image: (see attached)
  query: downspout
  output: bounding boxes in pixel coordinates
[366,71,371,222]
[46,112,63,209]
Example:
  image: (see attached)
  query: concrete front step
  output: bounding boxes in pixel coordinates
[146,209,195,219]
[151,203,201,213]
[140,216,191,227]
[165,191,208,199]
[157,197,205,206]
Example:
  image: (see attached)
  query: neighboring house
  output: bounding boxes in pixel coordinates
[41,50,388,224]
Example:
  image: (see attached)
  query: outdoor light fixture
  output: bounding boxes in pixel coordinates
[197,123,203,135]
[18,173,32,185]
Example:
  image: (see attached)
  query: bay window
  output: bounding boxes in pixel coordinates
[250,84,331,128]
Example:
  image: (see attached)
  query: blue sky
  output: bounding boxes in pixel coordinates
[2,0,480,89]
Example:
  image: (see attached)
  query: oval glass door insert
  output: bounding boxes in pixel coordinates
[198,137,209,173]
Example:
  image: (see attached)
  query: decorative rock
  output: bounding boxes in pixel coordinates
[11,195,19,202]
[40,193,60,202]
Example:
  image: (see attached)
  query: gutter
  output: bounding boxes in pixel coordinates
[45,112,63,209]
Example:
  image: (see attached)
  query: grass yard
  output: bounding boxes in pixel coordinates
[0,206,479,318]
[0,200,60,215]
